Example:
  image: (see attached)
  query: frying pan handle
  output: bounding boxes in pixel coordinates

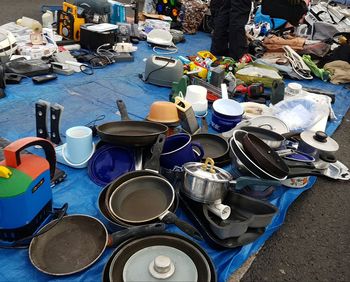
[288,167,323,178]
[108,223,166,247]
[282,131,301,140]
[200,117,209,134]
[233,176,280,191]
[144,134,166,171]
[160,212,203,241]
[116,100,131,121]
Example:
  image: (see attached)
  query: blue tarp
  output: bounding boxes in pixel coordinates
[0,32,349,282]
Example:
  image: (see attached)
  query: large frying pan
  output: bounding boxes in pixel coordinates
[105,135,202,240]
[97,100,168,147]
[29,215,165,276]
[102,233,217,282]
[230,130,288,181]
[242,133,289,179]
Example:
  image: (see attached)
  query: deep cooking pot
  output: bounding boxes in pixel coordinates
[182,158,280,204]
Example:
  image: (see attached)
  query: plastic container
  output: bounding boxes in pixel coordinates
[42,11,54,28]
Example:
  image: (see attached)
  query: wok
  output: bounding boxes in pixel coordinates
[96,100,168,147]
[29,215,165,276]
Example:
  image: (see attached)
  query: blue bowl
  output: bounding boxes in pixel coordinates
[211,111,242,133]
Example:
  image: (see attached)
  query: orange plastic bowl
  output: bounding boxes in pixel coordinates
[147,101,180,124]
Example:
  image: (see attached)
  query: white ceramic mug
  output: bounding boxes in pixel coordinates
[65,126,93,164]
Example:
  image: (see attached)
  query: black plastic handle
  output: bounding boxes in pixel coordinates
[4,137,56,179]
[234,176,280,191]
[144,134,166,171]
[161,211,203,241]
[200,117,209,134]
[108,223,166,247]
[116,100,131,121]
[288,167,323,178]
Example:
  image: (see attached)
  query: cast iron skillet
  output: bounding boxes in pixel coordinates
[29,215,165,276]
[105,233,216,282]
[96,100,168,147]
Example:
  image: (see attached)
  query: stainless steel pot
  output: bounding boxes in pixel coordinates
[182,158,279,204]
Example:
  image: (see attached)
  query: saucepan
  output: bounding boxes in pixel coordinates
[29,214,165,276]
[182,157,279,219]
[160,133,204,169]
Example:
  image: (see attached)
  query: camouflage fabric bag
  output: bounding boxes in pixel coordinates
[179,0,208,34]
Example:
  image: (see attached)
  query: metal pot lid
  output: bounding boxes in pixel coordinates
[183,158,232,182]
[300,131,339,152]
[241,116,289,134]
[122,245,198,282]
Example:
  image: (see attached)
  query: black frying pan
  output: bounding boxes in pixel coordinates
[29,215,165,276]
[102,233,217,282]
[108,174,202,240]
[230,130,287,181]
[242,133,289,179]
[192,117,230,166]
[105,134,202,240]
[96,100,168,147]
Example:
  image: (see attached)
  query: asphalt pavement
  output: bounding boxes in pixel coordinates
[1,2,349,281]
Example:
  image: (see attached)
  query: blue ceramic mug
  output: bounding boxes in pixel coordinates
[160,133,204,169]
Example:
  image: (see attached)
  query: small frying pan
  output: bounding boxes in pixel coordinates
[29,215,165,276]
[242,133,289,179]
[96,100,168,147]
[192,117,230,166]
[109,175,202,240]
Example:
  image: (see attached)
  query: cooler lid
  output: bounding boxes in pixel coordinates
[0,168,32,198]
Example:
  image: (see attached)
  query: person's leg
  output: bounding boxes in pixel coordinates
[228,0,252,60]
[210,0,230,56]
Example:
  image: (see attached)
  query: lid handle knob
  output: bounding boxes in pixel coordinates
[313,131,328,143]
[149,255,175,279]
[201,157,215,174]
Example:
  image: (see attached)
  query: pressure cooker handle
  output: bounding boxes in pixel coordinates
[116,99,131,121]
[108,223,166,247]
[4,137,56,179]
[232,176,280,191]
